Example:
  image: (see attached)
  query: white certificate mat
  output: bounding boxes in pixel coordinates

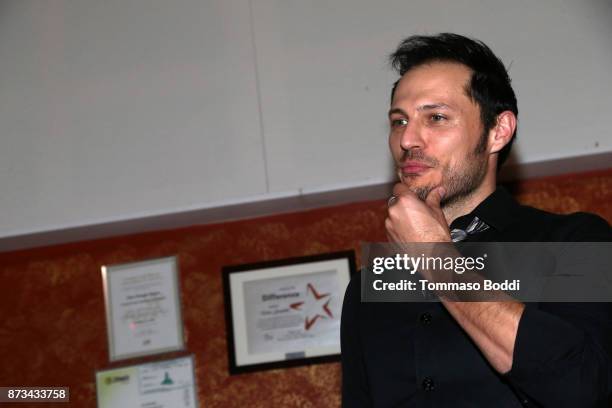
[223,251,355,373]
[96,355,198,408]
[102,256,185,361]
[242,268,342,356]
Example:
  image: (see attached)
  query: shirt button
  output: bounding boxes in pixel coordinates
[419,312,432,325]
[422,377,435,391]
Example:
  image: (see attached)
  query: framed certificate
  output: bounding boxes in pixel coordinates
[222,250,356,374]
[95,355,198,408]
[102,256,185,361]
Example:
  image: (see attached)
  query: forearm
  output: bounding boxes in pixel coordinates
[414,244,525,373]
[441,299,524,373]
[507,304,610,407]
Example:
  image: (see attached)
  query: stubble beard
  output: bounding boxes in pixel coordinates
[401,132,489,208]
[438,149,488,208]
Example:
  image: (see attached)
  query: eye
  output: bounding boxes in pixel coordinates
[390,118,408,128]
[430,113,447,122]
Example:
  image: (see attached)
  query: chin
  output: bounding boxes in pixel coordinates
[402,175,438,191]
[402,182,435,201]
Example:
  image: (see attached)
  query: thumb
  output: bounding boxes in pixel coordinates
[425,186,445,210]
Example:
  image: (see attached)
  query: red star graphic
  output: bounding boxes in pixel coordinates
[289,283,334,330]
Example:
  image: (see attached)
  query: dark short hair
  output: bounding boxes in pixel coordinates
[389,33,518,170]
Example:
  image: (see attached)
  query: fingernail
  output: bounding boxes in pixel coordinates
[438,187,446,199]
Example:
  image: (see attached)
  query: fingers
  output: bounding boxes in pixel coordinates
[392,184,445,209]
[425,186,446,210]
[386,185,450,243]
[425,187,449,227]
[392,183,414,197]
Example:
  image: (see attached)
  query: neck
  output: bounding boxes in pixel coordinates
[442,168,497,226]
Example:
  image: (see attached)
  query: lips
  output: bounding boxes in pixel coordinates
[400,161,433,175]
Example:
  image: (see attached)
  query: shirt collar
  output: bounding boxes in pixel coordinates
[449,186,520,232]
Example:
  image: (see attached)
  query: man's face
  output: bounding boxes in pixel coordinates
[388,61,489,206]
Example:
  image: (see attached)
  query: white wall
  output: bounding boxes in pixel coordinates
[253,0,612,193]
[0,0,266,237]
[1,0,611,243]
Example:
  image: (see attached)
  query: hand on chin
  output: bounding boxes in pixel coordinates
[399,172,444,203]
[385,183,451,244]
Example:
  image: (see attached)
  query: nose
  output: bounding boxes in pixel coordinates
[399,121,424,151]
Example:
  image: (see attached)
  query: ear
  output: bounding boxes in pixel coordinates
[488,111,517,154]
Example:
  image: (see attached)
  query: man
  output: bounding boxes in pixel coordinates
[341,33,611,407]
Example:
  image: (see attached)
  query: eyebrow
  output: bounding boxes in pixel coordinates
[388,103,454,118]
[387,108,408,118]
[417,103,453,111]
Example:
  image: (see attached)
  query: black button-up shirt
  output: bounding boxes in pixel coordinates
[341,187,612,407]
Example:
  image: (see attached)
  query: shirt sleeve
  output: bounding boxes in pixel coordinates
[505,303,612,407]
[341,273,372,407]
[505,213,612,407]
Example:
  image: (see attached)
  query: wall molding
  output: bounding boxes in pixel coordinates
[1,151,610,253]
